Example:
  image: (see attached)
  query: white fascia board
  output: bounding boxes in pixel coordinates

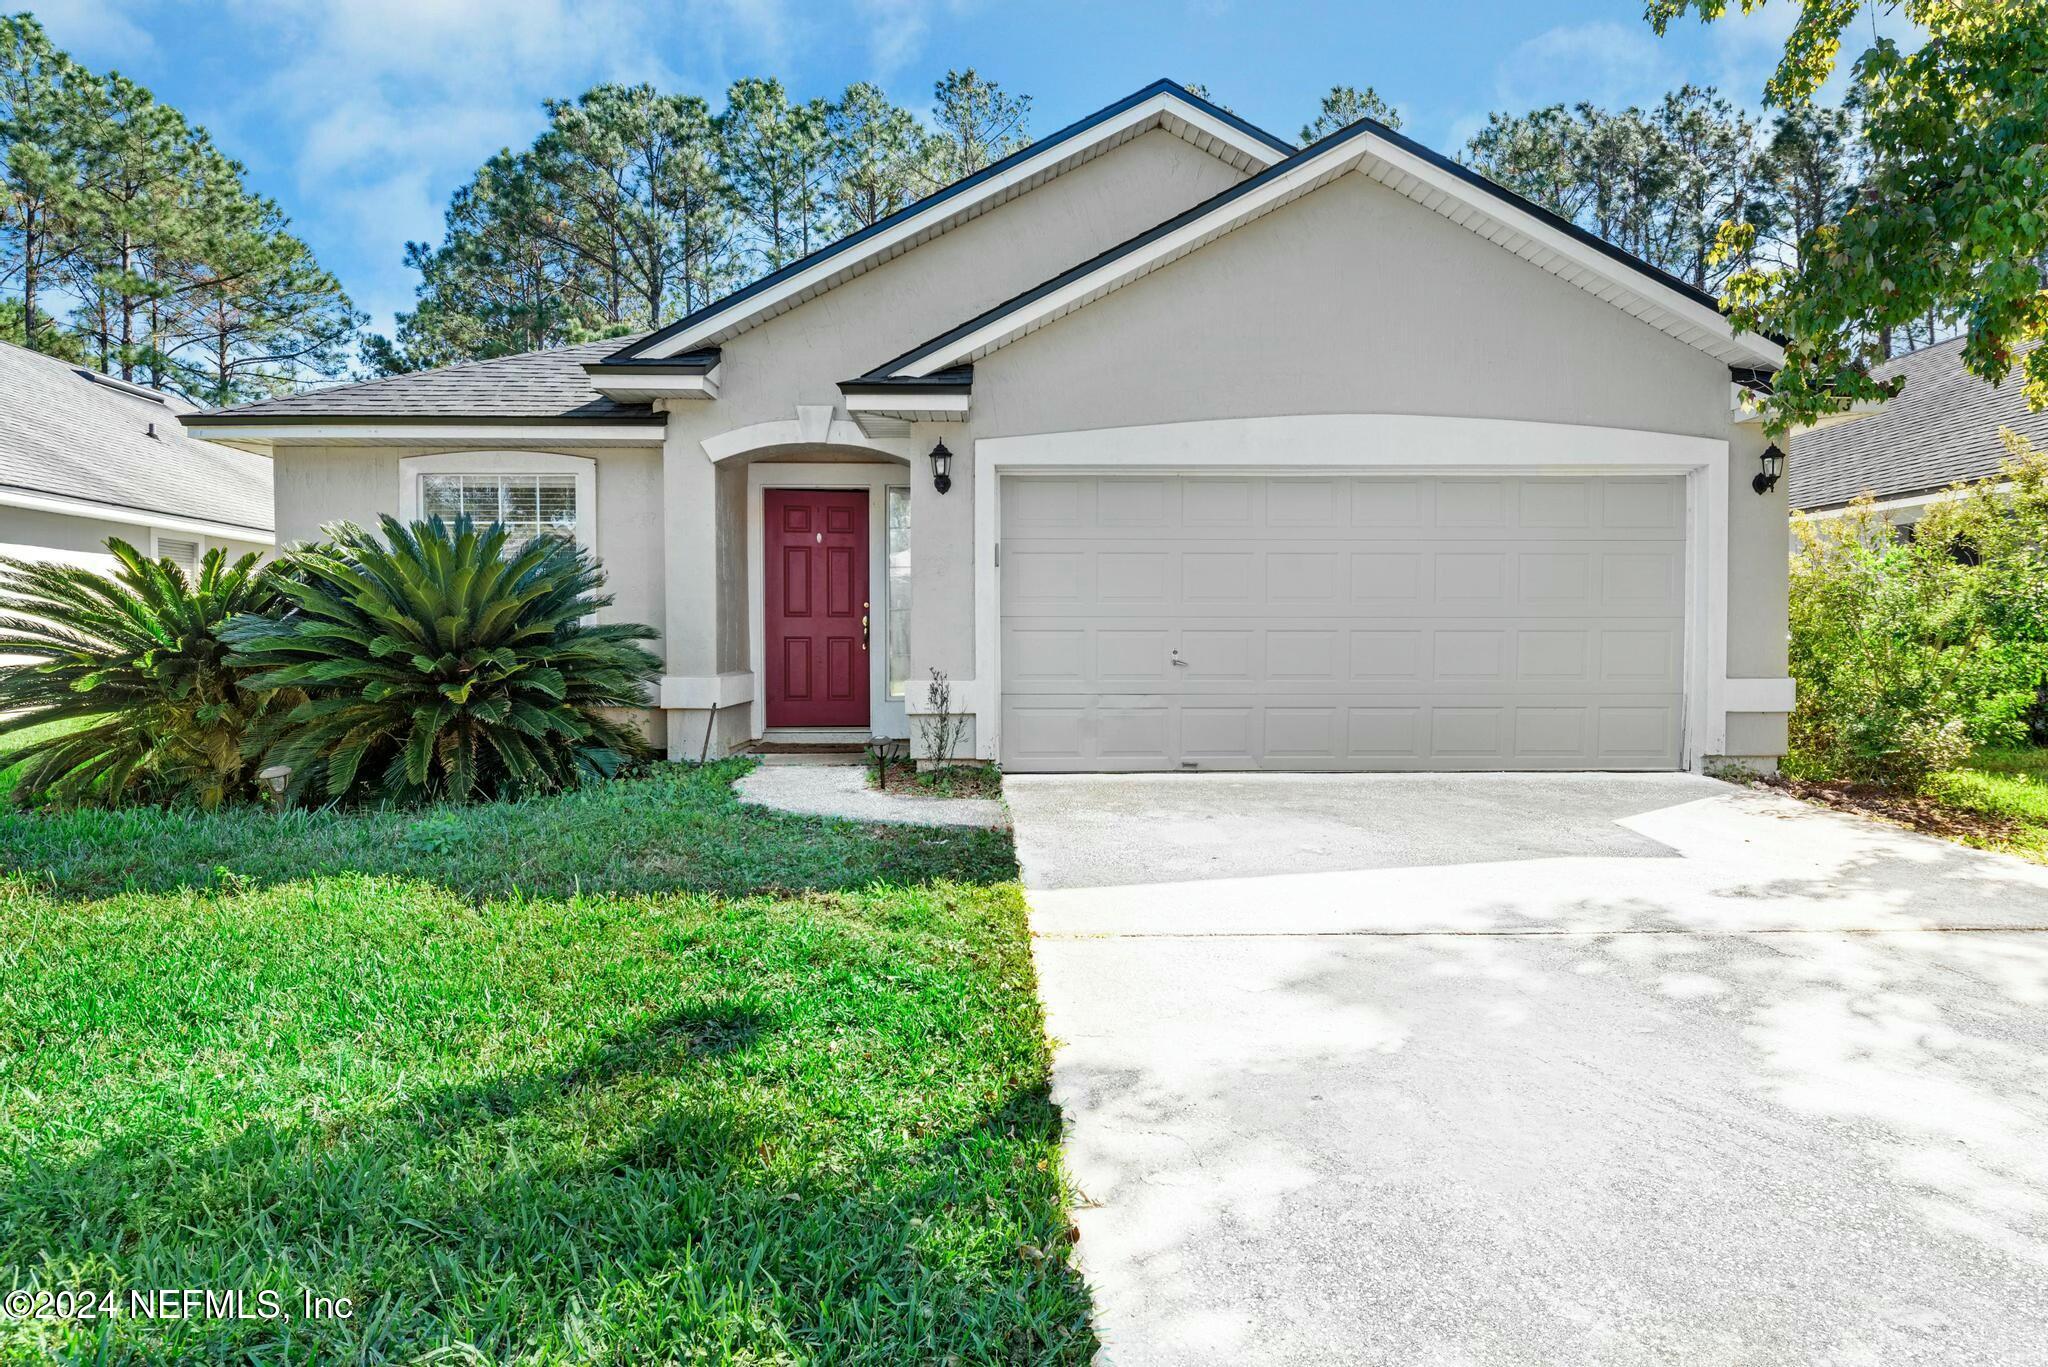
[842,390,971,422]
[635,92,1285,361]
[182,422,666,447]
[1353,136,1784,369]
[899,130,1785,380]
[585,363,719,403]
[0,485,274,543]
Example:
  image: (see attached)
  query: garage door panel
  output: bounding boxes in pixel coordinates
[1001,474,1684,771]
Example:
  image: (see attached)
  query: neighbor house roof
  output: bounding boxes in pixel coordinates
[847,112,1782,404]
[1789,337,2048,510]
[604,80,1296,365]
[0,342,271,538]
[181,335,659,427]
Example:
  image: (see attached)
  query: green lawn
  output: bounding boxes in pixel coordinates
[0,716,84,803]
[1927,747,2048,858]
[0,762,1092,1363]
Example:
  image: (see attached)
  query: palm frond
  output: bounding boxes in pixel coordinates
[229,515,659,805]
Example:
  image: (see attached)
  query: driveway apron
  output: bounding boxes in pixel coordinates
[1009,772,2048,1366]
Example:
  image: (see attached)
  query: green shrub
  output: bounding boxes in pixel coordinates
[0,541,292,807]
[1787,430,2048,787]
[225,515,660,805]
[1787,503,1972,786]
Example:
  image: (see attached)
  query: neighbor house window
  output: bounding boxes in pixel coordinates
[886,486,911,698]
[419,473,578,553]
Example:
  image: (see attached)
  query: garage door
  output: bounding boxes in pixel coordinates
[999,473,1686,772]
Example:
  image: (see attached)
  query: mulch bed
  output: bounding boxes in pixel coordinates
[1748,773,2025,846]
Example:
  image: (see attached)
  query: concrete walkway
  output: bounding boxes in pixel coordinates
[1009,773,2048,1365]
[734,762,1007,828]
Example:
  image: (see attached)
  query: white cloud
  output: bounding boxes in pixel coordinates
[22,0,156,67]
[1492,21,1682,114]
[855,0,932,83]
[198,0,809,335]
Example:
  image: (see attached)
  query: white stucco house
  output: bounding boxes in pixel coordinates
[0,340,272,576]
[185,81,1797,773]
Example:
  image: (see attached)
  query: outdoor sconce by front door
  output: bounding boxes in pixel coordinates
[929,440,954,495]
[1753,444,1785,495]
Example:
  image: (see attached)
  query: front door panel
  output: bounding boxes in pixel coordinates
[765,489,870,728]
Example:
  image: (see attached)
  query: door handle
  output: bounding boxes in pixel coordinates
[861,612,869,651]
[1171,650,1189,668]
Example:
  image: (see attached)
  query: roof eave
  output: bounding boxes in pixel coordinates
[585,358,720,403]
[873,118,1787,384]
[609,81,1294,364]
[840,371,973,423]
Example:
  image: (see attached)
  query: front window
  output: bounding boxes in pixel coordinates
[886,486,911,698]
[419,473,578,553]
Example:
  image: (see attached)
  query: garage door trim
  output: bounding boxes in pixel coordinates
[971,414,1731,771]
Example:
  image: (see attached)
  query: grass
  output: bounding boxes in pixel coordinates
[0,717,83,803]
[1767,746,2048,862]
[0,761,1093,1363]
[1925,747,2048,858]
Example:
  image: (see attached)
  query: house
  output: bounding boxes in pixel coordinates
[0,340,272,574]
[1790,335,2048,529]
[184,81,1795,774]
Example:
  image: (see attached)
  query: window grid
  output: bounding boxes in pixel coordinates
[419,474,578,553]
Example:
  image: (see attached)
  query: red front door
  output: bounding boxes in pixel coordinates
[765,489,871,729]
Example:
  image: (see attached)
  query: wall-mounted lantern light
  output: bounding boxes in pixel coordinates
[929,440,954,495]
[1753,444,1785,496]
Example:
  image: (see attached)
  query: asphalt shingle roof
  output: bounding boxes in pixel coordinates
[187,335,659,424]
[1790,337,2048,510]
[0,342,271,534]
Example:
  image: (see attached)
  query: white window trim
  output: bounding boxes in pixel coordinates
[397,451,598,556]
[973,413,1759,773]
[744,461,914,741]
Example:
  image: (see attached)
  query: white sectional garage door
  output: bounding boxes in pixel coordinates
[998,473,1687,772]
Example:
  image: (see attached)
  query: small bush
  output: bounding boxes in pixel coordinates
[0,541,291,808]
[1788,431,2048,788]
[225,515,660,805]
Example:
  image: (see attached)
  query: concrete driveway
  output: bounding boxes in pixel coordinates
[1007,772,2048,1365]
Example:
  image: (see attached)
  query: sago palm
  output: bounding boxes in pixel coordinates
[225,515,660,805]
[0,541,291,807]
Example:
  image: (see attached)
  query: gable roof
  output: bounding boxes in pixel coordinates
[849,113,1784,391]
[183,335,660,427]
[0,342,271,537]
[603,80,1295,364]
[1789,337,2048,510]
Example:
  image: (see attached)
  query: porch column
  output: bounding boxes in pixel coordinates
[658,417,751,759]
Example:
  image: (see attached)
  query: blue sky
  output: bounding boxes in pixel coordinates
[24,1,1887,342]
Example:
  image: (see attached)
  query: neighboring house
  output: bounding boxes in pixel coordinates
[0,340,273,576]
[1790,336,2048,529]
[185,81,1795,774]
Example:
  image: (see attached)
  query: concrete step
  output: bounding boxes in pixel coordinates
[755,750,868,768]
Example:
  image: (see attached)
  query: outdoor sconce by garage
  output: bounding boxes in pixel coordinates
[929,440,954,495]
[1753,444,1785,496]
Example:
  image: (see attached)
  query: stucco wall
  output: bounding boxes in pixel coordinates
[269,442,665,635]
[0,504,269,568]
[654,126,1257,754]
[938,171,1789,759]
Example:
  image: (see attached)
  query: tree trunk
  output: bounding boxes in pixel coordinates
[21,215,37,353]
